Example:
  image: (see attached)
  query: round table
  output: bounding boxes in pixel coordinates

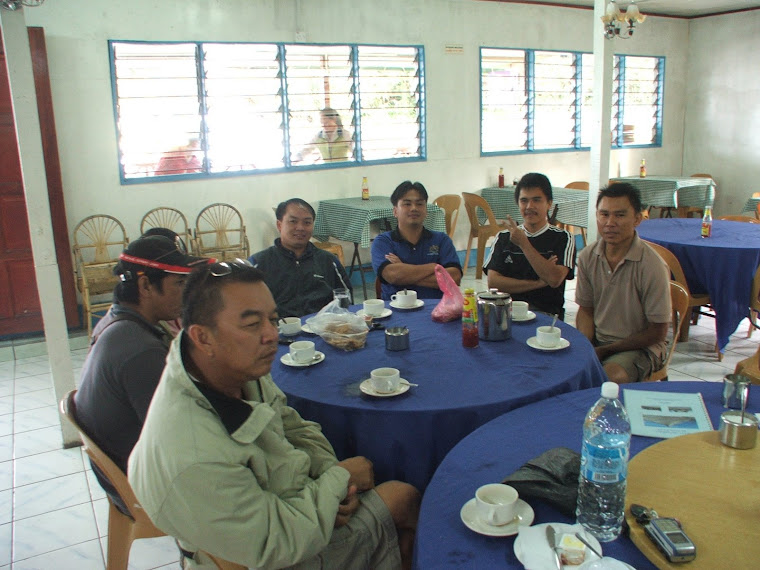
[638,218,760,352]
[273,304,607,491]
[413,381,731,570]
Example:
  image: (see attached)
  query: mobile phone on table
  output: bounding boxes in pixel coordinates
[643,517,696,563]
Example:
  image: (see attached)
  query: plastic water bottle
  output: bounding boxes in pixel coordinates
[576,382,631,542]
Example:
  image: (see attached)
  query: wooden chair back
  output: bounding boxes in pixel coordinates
[461,192,508,279]
[564,181,589,190]
[433,194,462,239]
[734,345,760,385]
[311,240,345,266]
[717,215,760,224]
[690,173,714,180]
[195,203,250,260]
[646,281,689,381]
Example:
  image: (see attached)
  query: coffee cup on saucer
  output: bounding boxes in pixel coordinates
[279,317,301,336]
[391,290,417,308]
[475,484,518,526]
[289,341,315,364]
[363,299,385,316]
[536,325,561,348]
[370,367,401,393]
[512,301,529,320]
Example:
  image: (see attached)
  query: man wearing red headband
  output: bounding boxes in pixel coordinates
[75,235,208,512]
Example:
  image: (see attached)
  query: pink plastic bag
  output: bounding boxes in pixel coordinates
[431,264,464,322]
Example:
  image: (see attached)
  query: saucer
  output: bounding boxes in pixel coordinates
[390,299,425,310]
[301,323,316,334]
[356,308,393,319]
[460,498,534,537]
[279,328,301,337]
[280,351,325,367]
[512,311,536,322]
[514,522,602,570]
[359,379,411,397]
[526,336,570,351]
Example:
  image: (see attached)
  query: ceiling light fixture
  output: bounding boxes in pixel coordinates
[1,0,45,11]
[602,1,647,40]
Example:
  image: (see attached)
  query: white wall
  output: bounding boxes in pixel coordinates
[683,10,760,216]
[21,0,690,253]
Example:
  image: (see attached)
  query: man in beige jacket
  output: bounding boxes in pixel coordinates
[128,260,419,569]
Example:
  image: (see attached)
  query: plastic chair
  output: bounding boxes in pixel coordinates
[561,182,589,245]
[717,215,760,224]
[746,264,760,339]
[311,240,345,266]
[433,194,462,239]
[139,206,193,250]
[72,215,129,338]
[462,192,508,280]
[195,203,250,260]
[642,240,719,359]
[644,281,689,382]
[60,390,246,570]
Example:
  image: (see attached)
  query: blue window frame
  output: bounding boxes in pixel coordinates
[109,41,426,183]
[480,47,664,155]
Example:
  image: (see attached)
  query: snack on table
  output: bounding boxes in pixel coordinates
[322,321,368,351]
[558,533,587,565]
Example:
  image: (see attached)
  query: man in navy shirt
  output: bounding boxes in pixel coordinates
[371,181,462,300]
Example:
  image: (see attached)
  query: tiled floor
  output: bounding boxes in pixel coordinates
[0,271,752,568]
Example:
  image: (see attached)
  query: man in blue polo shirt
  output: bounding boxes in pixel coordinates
[371,181,462,301]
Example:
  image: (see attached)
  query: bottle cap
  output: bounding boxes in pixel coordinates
[601,381,619,399]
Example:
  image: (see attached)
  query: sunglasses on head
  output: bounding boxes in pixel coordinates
[207,258,254,277]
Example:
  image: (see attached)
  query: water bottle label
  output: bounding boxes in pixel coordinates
[580,442,627,483]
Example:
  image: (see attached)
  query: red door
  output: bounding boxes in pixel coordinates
[0,28,78,336]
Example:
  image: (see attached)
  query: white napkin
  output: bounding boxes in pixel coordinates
[515,523,598,570]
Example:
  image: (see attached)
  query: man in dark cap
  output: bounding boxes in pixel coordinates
[75,234,208,510]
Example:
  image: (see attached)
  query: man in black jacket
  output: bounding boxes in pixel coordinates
[250,198,352,317]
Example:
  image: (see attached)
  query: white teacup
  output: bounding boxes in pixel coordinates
[370,367,401,393]
[289,341,316,364]
[279,317,301,336]
[512,301,529,320]
[391,290,417,307]
[536,325,562,348]
[475,484,519,526]
[363,299,386,317]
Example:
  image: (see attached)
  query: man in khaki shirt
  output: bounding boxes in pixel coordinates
[575,183,671,383]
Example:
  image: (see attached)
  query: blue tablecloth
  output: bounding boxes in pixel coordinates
[637,218,760,352]
[273,304,607,491]
[413,381,729,570]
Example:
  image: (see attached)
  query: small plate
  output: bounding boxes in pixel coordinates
[512,311,536,322]
[356,308,393,319]
[390,299,425,310]
[280,351,325,367]
[301,323,316,334]
[460,498,534,537]
[526,336,570,351]
[279,329,301,337]
[514,522,602,570]
[359,379,411,397]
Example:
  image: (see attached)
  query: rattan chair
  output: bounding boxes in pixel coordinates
[72,215,129,338]
[462,192,508,279]
[642,240,719,359]
[140,206,193,250]
[433,194,462,239]
[60,390,245,570]
[195,203,250,260]
[644,281,689,382]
